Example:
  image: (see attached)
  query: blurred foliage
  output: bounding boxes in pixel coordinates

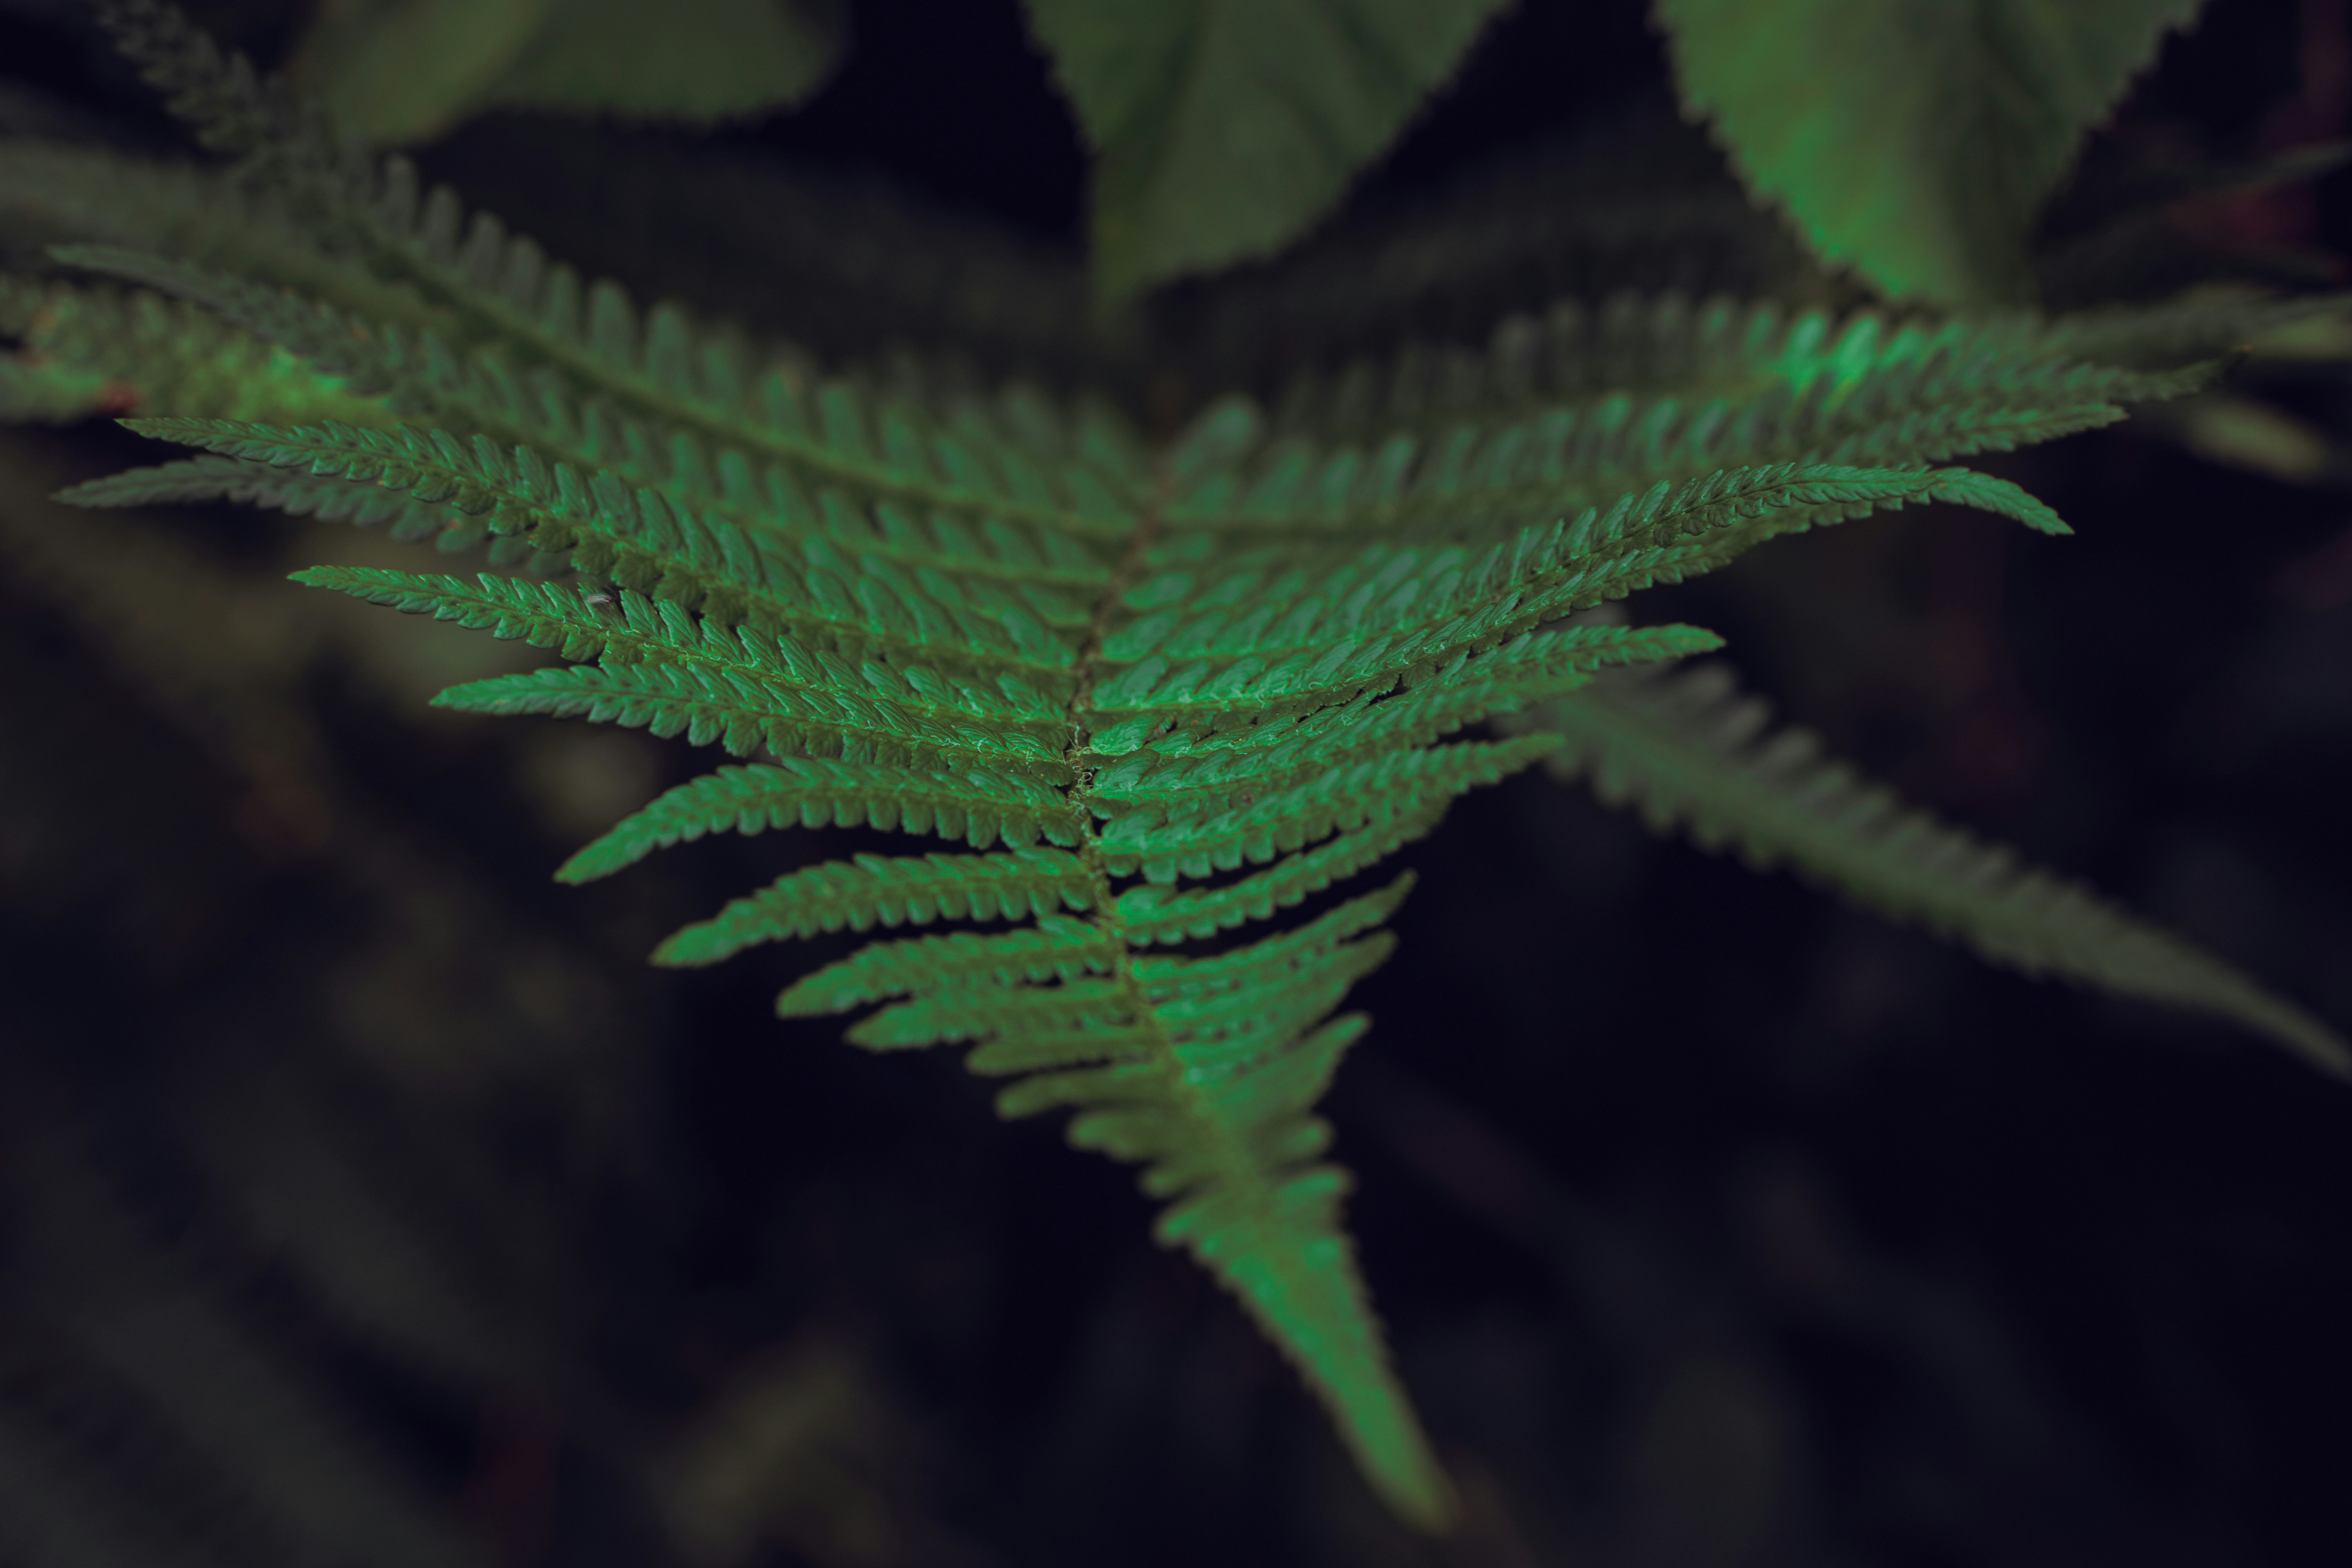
[1022,0,1513,305]
[290,0,841,145]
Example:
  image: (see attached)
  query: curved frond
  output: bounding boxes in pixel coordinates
[559,759,1083,882]
[58,455,477,549]
[1530,663,2349,1075]
[653,849,1094,965]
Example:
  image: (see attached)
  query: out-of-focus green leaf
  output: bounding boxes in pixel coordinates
[1024,0,1514,304]
[484,0,841,124]
[1656,0,2208,305]
[296,0,555,145]
[296,0,842,146]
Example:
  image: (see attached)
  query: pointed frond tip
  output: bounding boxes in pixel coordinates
[1529,664,2348,1076]
[106,406,1102,684]
[60,457,465,545]
[93,0,304,156]
[764,871,1453,1528]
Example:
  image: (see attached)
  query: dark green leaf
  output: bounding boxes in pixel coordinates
[1657,0,2207,304]
[1025,0,1513,301]
[297,0,841,144]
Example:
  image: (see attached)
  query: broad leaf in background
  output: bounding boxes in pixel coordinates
[487,0,840,122]
[292,0,551,144]
[1024,0,1515,303]
[1656,0,2208,305]
[294,0,842,145]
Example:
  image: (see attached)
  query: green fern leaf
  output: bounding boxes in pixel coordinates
[59,455,477,548]
[290,565,623,659]
[1089,624,1725,816]
[558,758,1084,882]
[1096,734,1560,883]
[29,6,2347,1532]
[778,871,1445,1523]
[775,918,1117,1016]
[125,413,1095,683]
[1530,662,2348,1075]
[653,849,1095,965]
[1,277,380,426]
[93,0,311,156]
[1113,801,1455,945]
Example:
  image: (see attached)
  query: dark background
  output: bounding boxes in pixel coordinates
[3,1,2352,1565]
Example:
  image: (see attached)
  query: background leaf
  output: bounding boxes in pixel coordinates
[1024,0,1515,303]
[483,0,842,123]
[298,0,842,145]
[1656,0,2209,305]
[294,0,555,145]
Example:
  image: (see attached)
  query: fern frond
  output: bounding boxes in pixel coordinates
[46,100,1153,537]
[0,143,445,339]
[1089,623,1723,815]
[0,276,378,426]
[47,226,1145,589]
[1112,802,1456,945]
[1267,292,2216,442]
[1096,735,1559,884]
[1529,664,2350,1076]
[291,566,630,661]
[428,649,1071,782]
[124,413,1094,684]
[34,5,2346,1531]
[558,759,1084,882]
[1079,462,2057,753]
[1172,387,2135,544]
[58,455,475,549]
[51,245,1132,681]
[775,871,1444,1524]
[775,918,1117,1016]
[2034,290,2352,370]
[94,0,313,155]
[653,849,1095,966]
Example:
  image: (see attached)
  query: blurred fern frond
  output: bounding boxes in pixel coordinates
[1524,661,2348,1075]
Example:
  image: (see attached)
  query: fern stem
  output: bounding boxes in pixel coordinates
[1047,477,1455,1530]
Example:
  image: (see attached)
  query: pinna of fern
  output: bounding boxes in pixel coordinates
[4,0,2346,1533]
